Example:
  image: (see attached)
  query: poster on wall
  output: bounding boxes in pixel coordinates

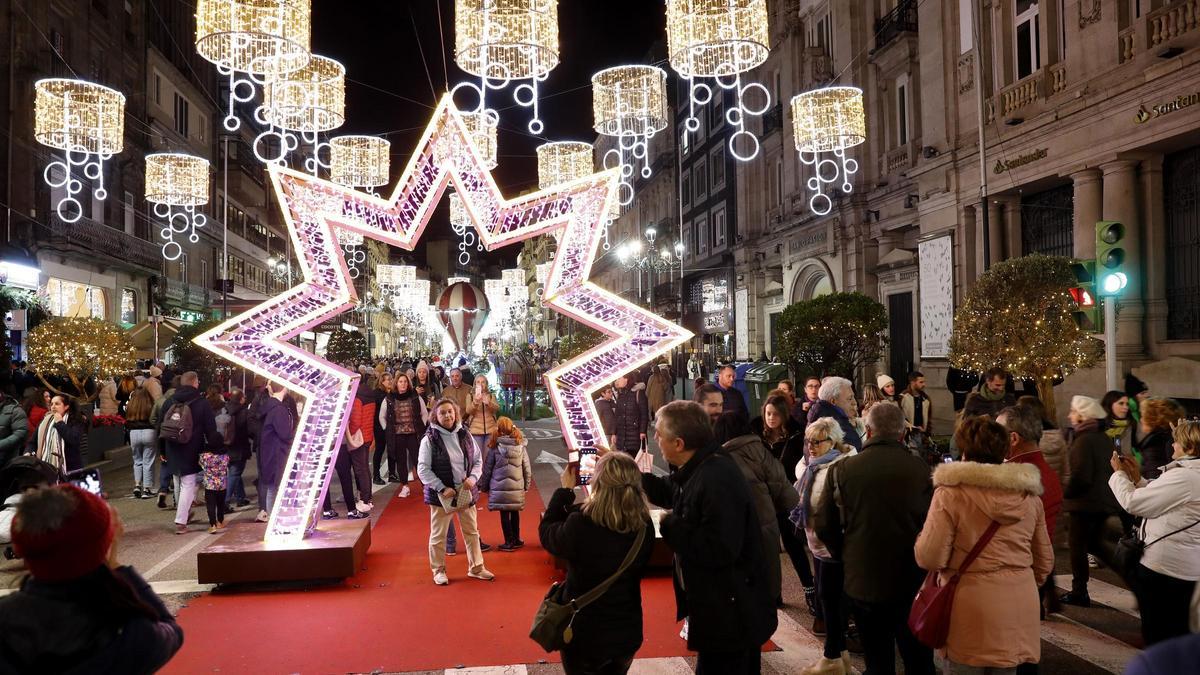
[918,235,954,359]
[735,287,749,360]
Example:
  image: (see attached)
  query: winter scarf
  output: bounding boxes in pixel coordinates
[1105,417,1129,441]
[1073,418,1101,435]
[978,386,1007,402]
[791,448,841,530]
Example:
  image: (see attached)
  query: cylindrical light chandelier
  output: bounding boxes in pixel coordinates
[535,141,592,189]
[453,0,560,135]
[458,110,499,170]
[34,79,126,223]
[330,135,390,190]
[144,153,210,261]
[591,65,669,209]
[790,86,866,216]
[195,0,312,132]
[258,54,346,172]
[666,0,771,161]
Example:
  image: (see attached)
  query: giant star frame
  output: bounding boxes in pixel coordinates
[197,96,692,544]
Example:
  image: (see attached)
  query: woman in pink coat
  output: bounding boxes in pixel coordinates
[915,417,1054,673]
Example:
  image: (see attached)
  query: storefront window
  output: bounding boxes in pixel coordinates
[47,278,107,319]
[120,289,137,326]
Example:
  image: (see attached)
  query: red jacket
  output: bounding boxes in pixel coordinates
[348,388,377,446]
[1008,448,1063,539]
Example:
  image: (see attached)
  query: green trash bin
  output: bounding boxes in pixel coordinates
[744,363,791,416]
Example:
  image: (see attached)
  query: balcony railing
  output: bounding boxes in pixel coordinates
[885,144,912,174]
[1119,26,1136,63]
[874,0,918,51]
[44,214,161,272]
[1149,0,1200,48]
[153,277,214,310]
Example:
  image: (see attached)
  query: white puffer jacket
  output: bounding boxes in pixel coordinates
[1109,457,1200,580]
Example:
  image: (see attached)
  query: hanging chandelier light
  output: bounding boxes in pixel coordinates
[592,65,669,206]
[458,110,499,170]
[144,153,210,261]
[790,86,866,216]
[34,79,126,223]
[666,0,771,161]
[453,0,560,135]
[535,141,592,189]
[258,54,346,172]
[448,192,483,267]
[195,0,312,133]
[330,135,390,191]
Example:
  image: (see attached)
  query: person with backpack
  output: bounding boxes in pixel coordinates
[223,389,252,511]
[257,380,297,520]
[159,372,221,535]
[152,375,182,510]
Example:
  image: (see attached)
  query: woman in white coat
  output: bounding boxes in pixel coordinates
[1109,419,1200,646]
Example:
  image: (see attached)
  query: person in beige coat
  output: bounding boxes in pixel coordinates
[97,379,119,416]
[645,363,673,419]
[915,417,1053,673]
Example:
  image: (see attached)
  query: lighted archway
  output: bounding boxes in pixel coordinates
[789,258,836,304]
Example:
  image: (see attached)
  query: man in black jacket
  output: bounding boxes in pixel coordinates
[716,365,749,418]
[642,400,776,673]
[815,401,934,675]
[162,371,221,534]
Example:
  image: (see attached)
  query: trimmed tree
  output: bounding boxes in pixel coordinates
[27,317,135,403]
[168,318,228,378]
[775,292,889,383]
[325,328,369,366]
[948,253,1102,415]
[558,323,606,361]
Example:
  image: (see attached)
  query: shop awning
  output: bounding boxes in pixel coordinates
[128,318,187,360]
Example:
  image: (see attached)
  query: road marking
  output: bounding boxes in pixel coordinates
[444,666,527,675]
[1054,576,1140,618]
[535,446,668,477]
[143,507,254,581]
[522,427,563,440]
[765,607,837,673]
[0,578,215,598]
[1040,614,1138,674]
[627,657,693,673]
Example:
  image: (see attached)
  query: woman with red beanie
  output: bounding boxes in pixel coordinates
[0,485,183,673]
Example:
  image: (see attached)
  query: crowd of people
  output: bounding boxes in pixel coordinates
[0,348,1197,674]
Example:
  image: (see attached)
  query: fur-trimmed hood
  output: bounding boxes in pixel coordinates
[933,461,1044,525]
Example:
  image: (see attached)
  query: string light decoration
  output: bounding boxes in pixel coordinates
[535,141,593,189]
[330,135,390,279]
[144,153,211,261]
[34,79,126,223]
[27,317,136,403]
[449,192,483,267]
[666,0,771,161]
[790,86,866,216]
[195,0,312,132]
[258,54,346,172]
[592,65,669,209]
[453,0,560,135]
[948,254,1102,416]
[194,96,691,543]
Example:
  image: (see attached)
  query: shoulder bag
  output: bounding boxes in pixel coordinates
[1114,517,1200,580]
[530,524,648,652]
[908,520,1001,649]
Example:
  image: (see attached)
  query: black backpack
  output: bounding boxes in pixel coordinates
[159,400,194,444]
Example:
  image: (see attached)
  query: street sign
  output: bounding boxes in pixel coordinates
[3,310,26,331]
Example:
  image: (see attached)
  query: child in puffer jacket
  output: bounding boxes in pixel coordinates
[480,417,531,552]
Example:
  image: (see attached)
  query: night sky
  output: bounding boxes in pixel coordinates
[311,1,666,264]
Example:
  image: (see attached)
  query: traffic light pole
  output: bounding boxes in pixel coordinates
[1105,298,1117,391]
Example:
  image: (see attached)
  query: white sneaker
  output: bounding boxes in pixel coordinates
[407,470,414,482]
[399,485,411,498]
[255,510,269,523]
[356,499,373,513]
[679,617,689,641]
[467,568,495,581]
[433,570,449,585]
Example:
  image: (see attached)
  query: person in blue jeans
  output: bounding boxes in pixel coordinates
[123,388,157,499]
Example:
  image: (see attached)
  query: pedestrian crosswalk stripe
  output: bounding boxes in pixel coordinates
[1054,577,1140,618]
[1040,613,1138,674]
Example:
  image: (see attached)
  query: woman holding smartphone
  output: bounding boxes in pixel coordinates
[466,375,499,459]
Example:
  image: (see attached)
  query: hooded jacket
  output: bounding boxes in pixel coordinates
[257,396,296,486]
[480,435,531,511]
[612,383,649,453]
[223,399,252,463]
[348,382,377,447]
[915,461,1054,669]
[645,368,673,414]
[722,433,799,602]
[162,385,220,476]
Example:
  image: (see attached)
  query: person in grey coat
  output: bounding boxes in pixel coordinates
[0,391,28,467]
[480,417,532,551]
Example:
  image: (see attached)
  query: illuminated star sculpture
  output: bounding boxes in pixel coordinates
[196,96,692,544]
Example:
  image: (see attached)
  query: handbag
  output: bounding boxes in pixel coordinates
[634,438,654,473]
[908,520,1001,649]
[1114,517,1200,580]
[530,525,647,652]
[347,428,364,450]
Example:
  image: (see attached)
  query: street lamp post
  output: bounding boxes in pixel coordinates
[615,224,683,309]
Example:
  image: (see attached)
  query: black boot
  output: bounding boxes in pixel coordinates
[372,455,385,486]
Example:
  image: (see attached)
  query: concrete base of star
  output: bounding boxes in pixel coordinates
[197,518,371,585]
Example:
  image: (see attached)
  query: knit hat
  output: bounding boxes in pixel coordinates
[148,366,162,378]
[12,484,114,582]
[1124,373,1148,399]
[877,374,895,390]
[1070,395,1107,421]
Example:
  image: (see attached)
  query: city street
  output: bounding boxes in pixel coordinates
[1,421,1142,674]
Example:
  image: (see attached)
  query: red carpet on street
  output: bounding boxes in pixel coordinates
[165,483,698,673]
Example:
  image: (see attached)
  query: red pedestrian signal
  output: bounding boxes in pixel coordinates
[1069,287,1095,307]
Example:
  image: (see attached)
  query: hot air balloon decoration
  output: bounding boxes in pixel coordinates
[435,281,490,353]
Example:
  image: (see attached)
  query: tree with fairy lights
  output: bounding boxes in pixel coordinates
[169,318,227,379]
[27,317,135,403]
[325,328,369,367]
[948,254,1102,416]
[776,292,889,383]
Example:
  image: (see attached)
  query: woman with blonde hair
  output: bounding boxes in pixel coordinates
[1109,419,1200,645]
[480,417,531,551]
[466,375,500,456]
[540,453,655,675]
[859,383,887,416]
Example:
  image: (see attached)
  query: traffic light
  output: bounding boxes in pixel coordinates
[1069,259,1100,332]
[1095,221,1128,296]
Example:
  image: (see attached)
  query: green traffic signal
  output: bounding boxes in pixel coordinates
[1095,221,1128,296]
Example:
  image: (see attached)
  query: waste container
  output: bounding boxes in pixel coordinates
[744,363,792,415]
[710,362,755,414]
